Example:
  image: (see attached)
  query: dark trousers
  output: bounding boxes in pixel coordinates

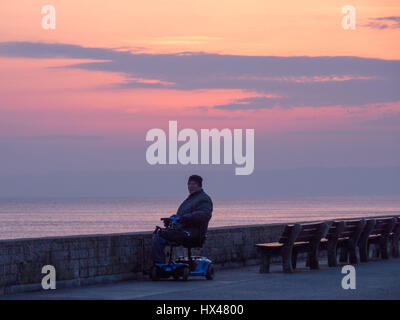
[151,228,191,264]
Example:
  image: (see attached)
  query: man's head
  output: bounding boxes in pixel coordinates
[187,175,203,194]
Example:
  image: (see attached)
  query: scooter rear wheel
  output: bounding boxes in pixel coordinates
[206,263,215,280]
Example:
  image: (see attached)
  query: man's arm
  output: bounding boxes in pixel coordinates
[179,198,212,226]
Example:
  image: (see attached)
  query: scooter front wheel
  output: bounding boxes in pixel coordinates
[182,266,190,281]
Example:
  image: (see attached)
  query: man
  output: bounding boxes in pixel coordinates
[151,175,213,264]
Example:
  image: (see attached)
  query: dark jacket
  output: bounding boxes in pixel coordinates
[176,188,213,244]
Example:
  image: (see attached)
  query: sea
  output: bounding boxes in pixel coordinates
[0,195,399,240]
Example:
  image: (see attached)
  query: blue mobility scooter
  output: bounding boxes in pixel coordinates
[150,215,214,281]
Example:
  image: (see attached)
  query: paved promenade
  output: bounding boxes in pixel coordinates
[2,258,400,300]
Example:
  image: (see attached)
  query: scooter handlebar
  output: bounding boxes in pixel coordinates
[161,215,180,228]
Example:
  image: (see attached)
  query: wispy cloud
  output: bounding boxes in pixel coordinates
[229,75,377,83]
[214,96,278,110]
[1,135,105,141]
[1,41,400,109]
[363,111,400,126]
[145,36,221,45]
[364,16,400,29]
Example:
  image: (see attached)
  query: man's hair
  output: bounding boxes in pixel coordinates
[188,174,203,187]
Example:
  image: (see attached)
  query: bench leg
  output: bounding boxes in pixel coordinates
[359,241,369,262]
[372,243,380,259]
[327,243,338,267]
[305,254,311,268]
[259,252,271,273]
[308,246,320,270]
[292,250,298,270]
[392,238,400,258]
[348,243,359,264]
[339,246,348,263]
[379,239,389,260]
[282,247,294,273]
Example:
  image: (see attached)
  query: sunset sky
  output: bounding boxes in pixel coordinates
[0,1,399,196]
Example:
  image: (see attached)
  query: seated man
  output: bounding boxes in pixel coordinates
[151,175,213,264]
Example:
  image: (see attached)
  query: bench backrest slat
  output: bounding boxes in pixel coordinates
[279,222,328,243]
[392,217,400,236]
[277,216,398,246]
[296,222,327,242]
[296,228,321,242]
[340,219,365,240]
[279,224,297,243]
[358,219,376,244]
[325,221,345,239]
[370,217,396,236]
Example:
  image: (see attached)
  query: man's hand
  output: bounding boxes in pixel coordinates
[161,215,180,228]
[161,217,171,227]
[163,218,171,227]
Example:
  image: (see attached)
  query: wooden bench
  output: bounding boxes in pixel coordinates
[390,217,400,257]
[319,221,345,267]
[338,219,366,264]
[358,217,396,262]
[255,222,329,273]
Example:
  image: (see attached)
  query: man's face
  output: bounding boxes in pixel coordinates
[188,180,201,194]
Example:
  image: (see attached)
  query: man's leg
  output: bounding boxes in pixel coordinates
[151,231,168,264]
[151,229,189,264]
[159,229,189,243]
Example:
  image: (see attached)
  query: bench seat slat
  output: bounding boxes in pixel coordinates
[255,242,283,247]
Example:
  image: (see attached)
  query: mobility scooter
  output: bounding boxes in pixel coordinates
[150,215,214,281]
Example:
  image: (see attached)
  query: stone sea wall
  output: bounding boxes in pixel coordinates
[0,215,396,295]
[0,223,284,295]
